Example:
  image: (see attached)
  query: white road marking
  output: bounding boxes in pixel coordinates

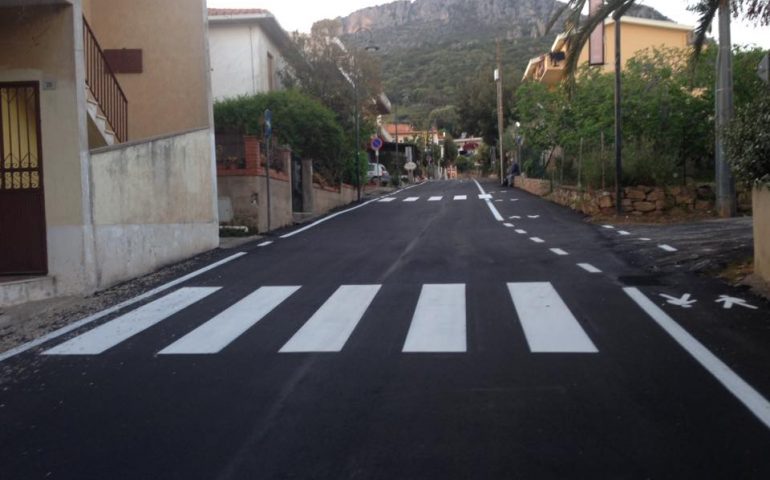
[472,179,504,221]
[624,287,770,429]
[403,284,466,352]
[378,197,397,202]
[279,285,381,352]
[618,230,631,236]
[478,194,493,199]
[528,215,540,219]
[510,199,519,202]
[454,195,467,200]
[530,237,545,243]
[280,182,423,239]
[503,223,514,228]
[577,263,602,273]
[660,293,697,309]
[639,238,652,241]
[509,215,521,219]
[659,244,678,252]
[158,286,301,354]
[495,199,503,202]
[1,252,247,363]
[550,248,568,256]
[508,282,598,353]
[404,197,420,202]
[716,295,758,310]
[602,225,615,229]
[515,229,527,234]
[44,287,220,355]
[258,241,273,247]
[428,196,443,201]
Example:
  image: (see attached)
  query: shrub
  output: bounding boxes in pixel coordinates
[725,92,770,188]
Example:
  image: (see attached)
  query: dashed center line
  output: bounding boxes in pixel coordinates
[503,223,514,228]
[530,237,545,243]
[404,197,419,202]
[618,230,631,236]
[257,241,273,247]
[428,196,443,201]
[578,263,602,273]
[602,225,615,229]
[515,229,527,234]
[378,197,397,203]
[550,248,568,256]
[454,195,467,201]
[659,244,678,252]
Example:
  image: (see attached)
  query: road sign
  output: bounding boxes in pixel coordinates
[370,137,383,151]
[404,161,417,171]
[264,109,272,138]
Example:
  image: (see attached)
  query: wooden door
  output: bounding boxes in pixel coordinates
[0,82,47,275]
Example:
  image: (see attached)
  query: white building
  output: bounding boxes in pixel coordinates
[208,8,295,101]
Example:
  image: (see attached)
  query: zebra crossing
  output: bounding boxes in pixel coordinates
[42,282,603,357]
[377,194,516,203]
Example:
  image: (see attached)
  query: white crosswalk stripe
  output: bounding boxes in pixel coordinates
[403,284,466,353]
[454,195,467,200]
[507,282,598,353]
[279,285,381,352]
[378,197,397,202]
[42,282,605,356]
[44,287,220,355]
[404,197,420,202]
[428,196,443,201]
[158,286,300,354]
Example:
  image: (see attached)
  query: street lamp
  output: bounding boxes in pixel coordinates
[352,29,380,202]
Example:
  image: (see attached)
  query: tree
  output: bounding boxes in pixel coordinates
[548,0,769,216]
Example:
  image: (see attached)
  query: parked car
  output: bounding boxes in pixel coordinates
[367,163,391,185]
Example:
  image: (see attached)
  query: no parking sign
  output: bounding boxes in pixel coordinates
[370,137,383,151]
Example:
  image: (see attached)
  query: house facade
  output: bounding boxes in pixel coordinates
[0,0,218,306]
[523,16,693,87]
[208,8,294,101]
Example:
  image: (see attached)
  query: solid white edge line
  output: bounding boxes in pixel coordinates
[0,252,248,363]
[472,179,504,222]
[280,183,424,239]
[624,287,770,429]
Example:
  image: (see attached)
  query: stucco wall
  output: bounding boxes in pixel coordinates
[89,128,218,288]
[579,19,691,69]
[86,0,211,141]
[0,4,95,292]
[209,22,287,101]
[217,175,293,232]
[754,187,770,285]
[313,185,357,216]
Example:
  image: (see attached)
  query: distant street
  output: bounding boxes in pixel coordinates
[2,179,770,479]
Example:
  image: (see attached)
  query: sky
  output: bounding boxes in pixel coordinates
[206,0,770,48]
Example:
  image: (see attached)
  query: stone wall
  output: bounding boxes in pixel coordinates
[514,176,753,217]
[313,184,357,216]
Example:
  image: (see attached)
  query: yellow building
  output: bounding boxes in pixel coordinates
[523,16,693,86]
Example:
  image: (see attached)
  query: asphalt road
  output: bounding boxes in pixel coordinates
[2,179,770,479]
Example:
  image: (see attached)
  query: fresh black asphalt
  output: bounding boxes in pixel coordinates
[1,179,769,479]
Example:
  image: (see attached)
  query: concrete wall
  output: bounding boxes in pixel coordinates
[0,4,95,292]
[754,187,770,285]
[208,21,287,101]
[89,128,218,289]
[217,174,293,232]
[313,185,357,216]
[85,0,211,141]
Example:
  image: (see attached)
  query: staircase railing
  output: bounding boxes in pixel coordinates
[82,17,128,142]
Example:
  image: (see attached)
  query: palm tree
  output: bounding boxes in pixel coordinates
[548,0,769,217]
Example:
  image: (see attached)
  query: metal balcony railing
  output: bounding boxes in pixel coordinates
[83,17,128,142]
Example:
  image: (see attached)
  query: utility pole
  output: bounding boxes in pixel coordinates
[613,12,623,216]
[495,40,505,185]
[715,0,736,217]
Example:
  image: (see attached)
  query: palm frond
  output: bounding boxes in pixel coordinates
[689,0,720,61]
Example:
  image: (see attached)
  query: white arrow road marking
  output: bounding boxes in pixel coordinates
[625,287,770,430]
[660,293,698,309]
[716,295,758,310]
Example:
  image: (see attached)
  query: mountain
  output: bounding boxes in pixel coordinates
[318,0,669,126]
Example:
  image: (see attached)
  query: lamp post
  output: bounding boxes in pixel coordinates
[351,29,379,202]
